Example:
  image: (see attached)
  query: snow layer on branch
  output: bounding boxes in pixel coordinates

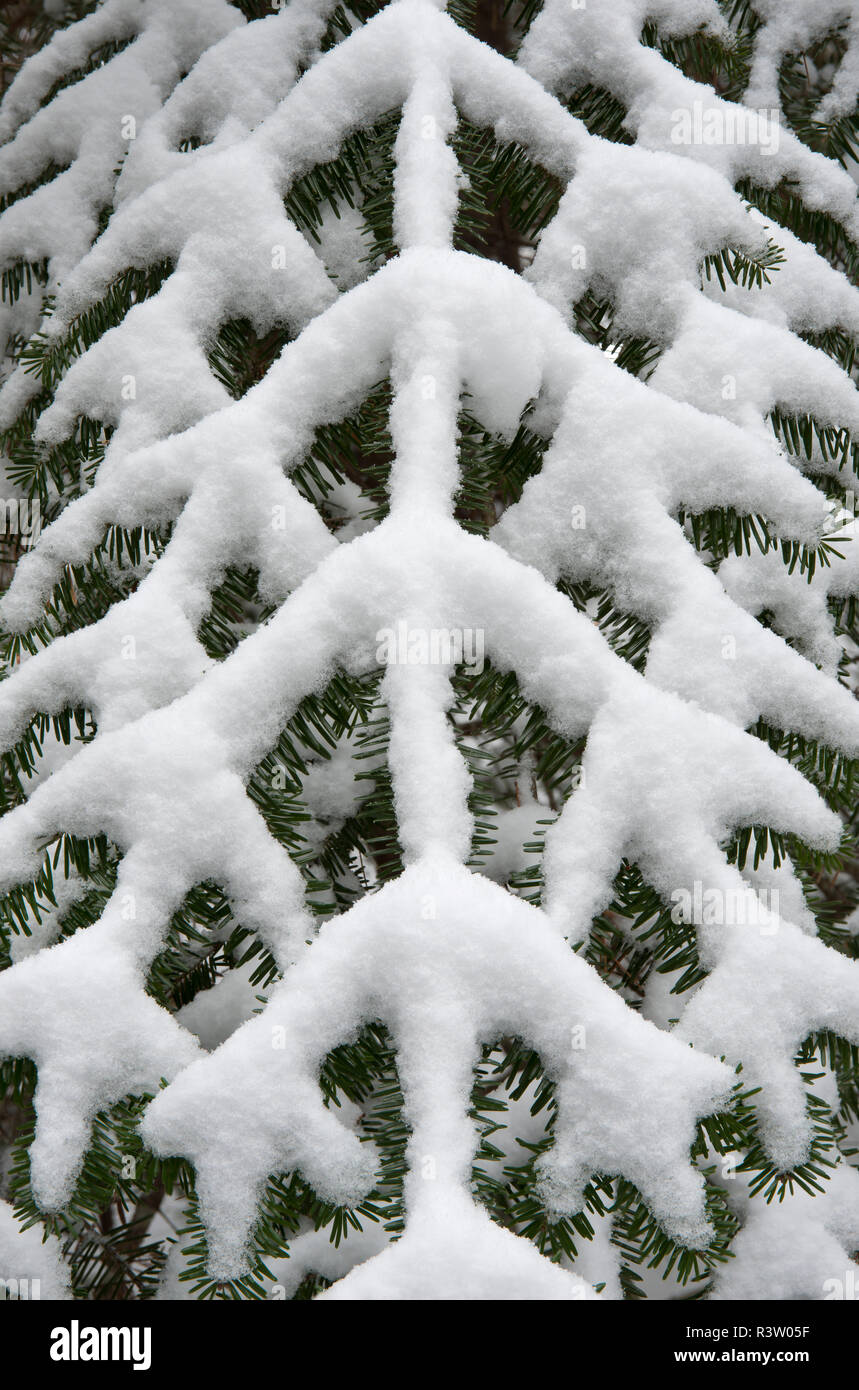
[494,354,859,746]
[720,516,859,675]
[0,0,341,442]
[711,1160,859,1300]
[529,143,859,350]
[519,0,859,238]
[0,1200,70,1298]
[650,295,859,447]
[0,0,241,281]
[263,1220,391,1300]
[742,0,859,120]
[143,858,730,1278]
[114,0,338,203]
[316,1195,600,1300]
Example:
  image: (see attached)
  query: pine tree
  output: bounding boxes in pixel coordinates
[0,0,858,1302]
